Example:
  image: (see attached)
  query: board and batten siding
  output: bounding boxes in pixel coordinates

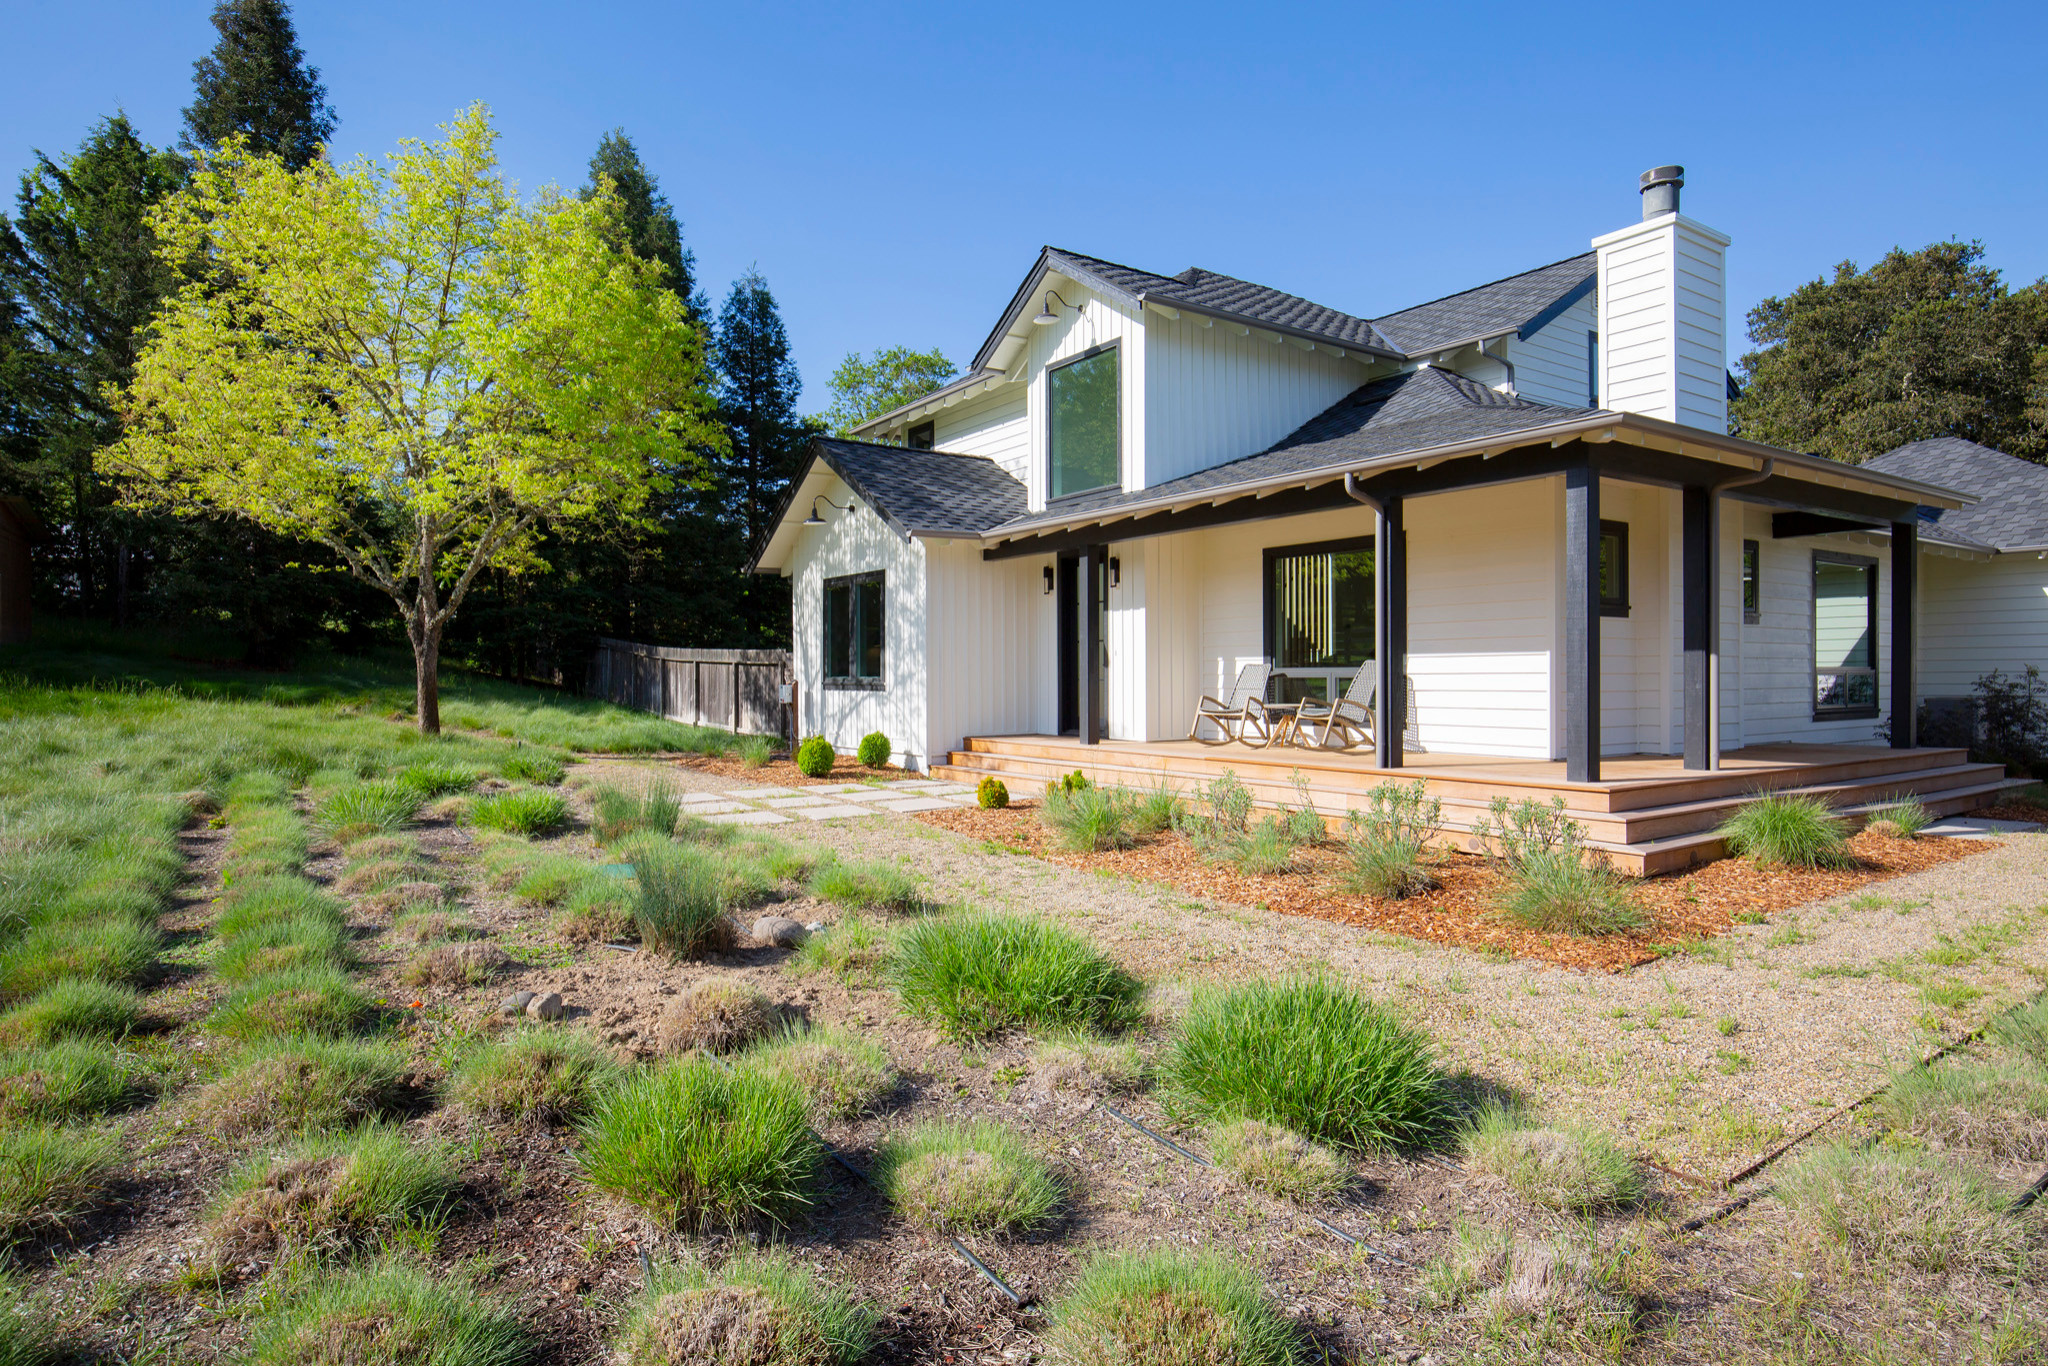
[1916,552,2048,698]
[923,542,1051,763]
[932,387,1029,484]
[1509,291,1597,409]
[787,474,930,768]
[1592,214,1730,434]
[1140,309,1369,489]
[1022,278,1144,511]
[1596,482,1674,755]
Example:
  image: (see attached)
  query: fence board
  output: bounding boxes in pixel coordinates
[588,639,793,739]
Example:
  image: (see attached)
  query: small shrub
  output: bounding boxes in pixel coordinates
[736,734,774,769]
[0,916,162,1001]
[1039,782,1141,852]
[0,980,142,1045]
[500,749,567,785]
[577,1057,820,1231]
[203,1125,459,1268]
[1461,1106,1645,1212]
[319,781,425,842]
[1159,976,1447,1151]
[808,855,922,910]
[892,911,1142,1040]
[1863,795,1934,839]
[740,1024,895,1122]
[660,979,778,1055]
[0,1125,120,1244]
[0,1040,152,1123]
[1775,1141,2038,1275]
[795,736,836,778]
[1342,781,1443,899]
[1180,769,1254,844]
[856,731,892,769]
[872,1120,1060,1233]
[191,1037,411,1137]
[1876,1056,2048,1160]
[976,776,1009,809]
[468,788,569,837]
[214,913,354,981]
[237,1257,529,1366]
[206,966,375,1041]
[789,914,887,984]
[1717,792,1852,869]
[1047,769,1092,796]
[1047,1249,1300,1366]
[446,1027,623,1126]
[615,1251,876,1366]
[403,941,512,988]
[1208,1118,1351,1201]
[624,838,737,959]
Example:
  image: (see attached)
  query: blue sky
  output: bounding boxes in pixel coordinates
[5,1,2044,408]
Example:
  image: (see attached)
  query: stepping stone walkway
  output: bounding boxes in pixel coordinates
[696,779,983,825]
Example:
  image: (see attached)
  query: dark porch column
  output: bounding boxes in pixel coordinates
[1681,485,1714,770]
[1374,496,1406,770]
[1081,543,1105,745]
[1565,460,1601,783]
[1891,519,1918,748]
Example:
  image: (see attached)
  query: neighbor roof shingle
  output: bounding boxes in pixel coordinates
[1864,437,2048,551]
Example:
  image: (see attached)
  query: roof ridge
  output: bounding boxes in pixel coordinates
[1372,250,1596,324]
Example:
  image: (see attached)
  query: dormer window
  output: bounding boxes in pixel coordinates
[907,421,935,451]
[1048,343,1119,500]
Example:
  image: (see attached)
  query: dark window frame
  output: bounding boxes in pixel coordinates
[1742,539,1761,624]
[1045,340,1121,505]
[1262,534,1376,703]
[1587,329,1599,407]
[1811,551,1879,721]
[906,421,935,451]
[822,570,886,691]
[1599,519,1629,618]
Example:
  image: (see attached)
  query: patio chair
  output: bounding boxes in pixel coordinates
[1188,661,1275,745]
[1295,662,1376,750]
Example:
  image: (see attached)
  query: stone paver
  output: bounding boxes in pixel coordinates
[800,784,870,794]
[760,795,836,809]
[821,787,894,800]
[731,786,797,799]
[871,796,956,813]
[703,809,790,825]
[786,803,882,820]
[676,792,729,804]
[679,800,753,814]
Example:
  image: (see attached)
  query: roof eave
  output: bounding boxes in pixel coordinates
[1137,292,1403,361]
[848,366,1005,437]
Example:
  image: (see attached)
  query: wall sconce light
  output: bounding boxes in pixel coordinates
[802,496,850,526]
[1032,289,1081,326]
[1042,565,1055,595]
[1108,557,1121,589]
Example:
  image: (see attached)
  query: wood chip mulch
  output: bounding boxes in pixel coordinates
[1976,802,2048,825]
[666,752,880,787]
[913,805,1995,972]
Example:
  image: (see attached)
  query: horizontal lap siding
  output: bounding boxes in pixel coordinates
[933,389,1029,484]
[1509,293,1596,409]
[1598,482,1672,755]
[1918,555,2048,697]
[1735,503,1890,745]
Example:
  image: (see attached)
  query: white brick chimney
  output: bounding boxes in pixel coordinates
[1591,166,1730,433]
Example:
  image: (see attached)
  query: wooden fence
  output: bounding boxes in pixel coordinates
[589,640,794,739]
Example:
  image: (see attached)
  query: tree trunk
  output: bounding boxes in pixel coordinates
[413,623,442,736]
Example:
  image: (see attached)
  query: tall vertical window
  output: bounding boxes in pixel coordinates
[1742,539,1761,623]
[1048,344,1119,499]
[823,571,885,689]
[1812,553,1877,718]
[1264,538,1374,703]
[1587,330,1599,406]
[1598,520,1629,617]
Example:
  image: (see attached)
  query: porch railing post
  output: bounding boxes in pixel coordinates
[1891,518,1917,748]
[1681,485,1713,770]
[1374,496,1405,770]
[1564,459,1601,783]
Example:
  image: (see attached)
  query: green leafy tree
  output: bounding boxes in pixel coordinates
[103,105,718,732]
[181,0,336,169]
[825,345,956,435]
[1733,240,2048,462]
[581,129,703,317]
[0,114,188,617]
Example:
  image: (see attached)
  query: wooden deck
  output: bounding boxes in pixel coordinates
[931,736,2019,875]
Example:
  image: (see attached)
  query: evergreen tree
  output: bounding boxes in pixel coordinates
[182,0,336,168]
[581,129,703,316]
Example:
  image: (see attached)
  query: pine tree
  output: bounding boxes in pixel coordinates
[182,0,336,168]
[581,129,703,316]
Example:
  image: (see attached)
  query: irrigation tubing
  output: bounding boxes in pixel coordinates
[1096,1101,1418,1270]
[2011,1168,2048,1215]
[816,1134,1029,1306]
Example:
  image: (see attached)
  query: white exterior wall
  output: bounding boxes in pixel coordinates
[1597,481,1674,755]
[1140,310,1369,488]
[1508,292,1597,408]
[787,475,930,767]
[1917,552,2048,697]
[924,542,1052,762]
[932,388,1029,483]
[1022,280,1144,510]
[1592,213,1730,434]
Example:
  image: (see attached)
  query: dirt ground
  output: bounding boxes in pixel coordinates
[25,754,2048,1364]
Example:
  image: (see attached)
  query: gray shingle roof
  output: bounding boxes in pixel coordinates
[1864,438,2048,551]
[987,368,1594,529]
[1370,253,1598,354]
[811,437,1026,540]
[1044,248,1396,354]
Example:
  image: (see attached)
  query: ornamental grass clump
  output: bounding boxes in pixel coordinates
[614,1251,877,1366]
[1875,1056,2048,1160]
[0,1124,120,1245]
[0,1281,63,1365]
[499,749,566,785]
[789,914,887,984]
[200,1125,460,1270]
[0,917,162,1002]
[444,1026,623,1125]
[590,781,682,844]
[576,1057,819,1231]
[1990,994,2048,1064]
[318,780,425,842]
[214,876,346,940]
[1717,792,1853,869]
[1863,795,1935,839]
[190,1036,412,1138]
[735,734,775,769]
[807,855,922,911]
[1207,1118,1352,1202]
[0,980,143,1045]
[237,1257,529,1366]
[467,787,568,837]
[394,760,482,798]
[871,1120,1061,1233]
[1342,780,1444,899]
[205,966,376,1041]
[214,912,354,981]
[739,1024,895,1123]
[891,910,1142,1040]
[1461,1105,1646,1212]
[0,1040,153,1124]
[1038,781,1142,852]
[1159,976,1448,1152]
[1476,796,1646,936]
[620,837,736,959]
[1774,1141,2040,1276]
[1047,1249,1302,1366]
[659,979,778,1055]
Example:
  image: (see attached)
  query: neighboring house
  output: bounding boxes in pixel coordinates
[751,166,2010,866]
[0,497,44,647]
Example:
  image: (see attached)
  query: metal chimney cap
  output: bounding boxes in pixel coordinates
[1639,165,1685,192]
[1638,165,1684,219]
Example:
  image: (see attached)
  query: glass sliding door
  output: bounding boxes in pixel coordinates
[1265,537,1374,704]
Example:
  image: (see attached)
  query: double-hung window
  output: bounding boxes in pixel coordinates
[1048,343,1119,500]
[1812,552,1877,719]
[823,572,885,689]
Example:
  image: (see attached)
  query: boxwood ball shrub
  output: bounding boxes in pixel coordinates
[977,776,1010,809]
[856,731,892,769]
[796,735,836,778]
[1048,1248,1301,1366]
[892,910,1143,1040]
[1160,976,1448,1152]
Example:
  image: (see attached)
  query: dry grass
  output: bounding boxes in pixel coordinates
[1876,1056,2048,1160]
[186,1038,412,1139]
[1774,1141,2042,1276]
[1207,1118,1351,1201]
[870,1120,1061,1234]
[1426,1223,1637,1354]
[200,1126,458,1272]
[444,1028,623,1126]
[1461,1107,1647,1213]
[740,1025,895,1123]
[659,979,778,1055]
[615,1252,876,1366]
[391,909,483,945]
[401,941,511,988]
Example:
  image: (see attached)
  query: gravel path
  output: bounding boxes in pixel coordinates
[592,758,2048,1178]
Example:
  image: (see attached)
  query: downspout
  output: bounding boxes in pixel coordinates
[1478,335,1516,396]
[1705,459,1775,768]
